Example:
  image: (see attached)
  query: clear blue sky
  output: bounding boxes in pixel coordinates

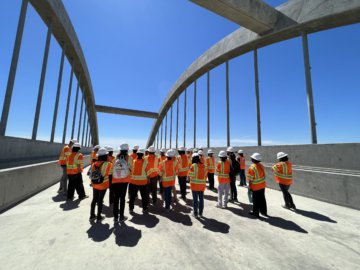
[0,0,359,149]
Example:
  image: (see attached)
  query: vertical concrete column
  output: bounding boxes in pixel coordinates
[71,75,81,139]
[194,81,197,148]
[62,64,74,143]
[207,71,210,148]
[81,109,87,146]
[160,122,163,149]
[184,88,187,147]
[301,32,318,144]
[85,122,89,148]
[0,0,28,136]
[165,113,168,149]
[254,49,262,146]
[176,97,179,149]
[77,98,84,141]
[156,132,159,149]
[170,105,173,148]
[32,22,52,140]
[226,61,230,147]
[50,44,66,142]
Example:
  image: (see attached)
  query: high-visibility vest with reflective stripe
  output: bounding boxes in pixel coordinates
[158,155,166,164]
[66,152,83,175]
[131,158,148,185]
[206,157,215,173]
[189,163,207,191]
[272,161,293,185]
[112,155,133,184]
[108,155,115,164]
[177,154,189,177]
[146,154,160,178]
[91,161,112,190]
[58,145,70,166]
[130,153,137,161]
[238,156,246,170]
[200,156,205,166]
[216,160,230,184]
[247,163,266,191]
[159,159,178,187]
[187,154,192,166]
[90,151,97,164]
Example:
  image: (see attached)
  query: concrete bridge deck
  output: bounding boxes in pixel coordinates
[1,167,359,270]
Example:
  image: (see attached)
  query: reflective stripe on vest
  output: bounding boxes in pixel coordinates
[251,165,265,184]
[218,162,228,178]
[146,155,159,176]
[273,162,293,180]
[178,155,188,172]
[162,160,176,181]
[206,157,215,170]
[133,160,148,181]
[67,153,80,170]
[190,164,206,185]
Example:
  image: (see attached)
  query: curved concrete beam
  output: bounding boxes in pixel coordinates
[147,0,360,147]
[95,105,158,119]
[29,0,99,144]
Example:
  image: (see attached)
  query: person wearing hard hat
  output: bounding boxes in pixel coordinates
[89,148,112,222]
[130,145,139,161]
[188,153,208,218]
[198,150,205,165]
[90,145,100,164]
[216,150,231,208]
[186,148,193,165]
[157,148,167,195]
[206,149,216,190]
[106,146,116,205]
[237,150,247,187]
[129,149,149,213]
[227,146,239,203]
[57,139,76,195]
[158,149,178,212]
[145,146,160,205]
[66,142,87,201]
[177,146,189,201]
[247,153,267,218]
[272,152,295,210]
[111,143,132,223]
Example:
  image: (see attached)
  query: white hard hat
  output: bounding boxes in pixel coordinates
[98,148,108,156]
[148,146,156,153]
[192,153,199,158]
[218,150,227,158]
[106,146,114,152]
[70,139,77,144]
[277,152,288,159]
[73,142,81,148]
[238,149,243,154]
[133,145,139,150]
[193,148,199,153]
[160,148,166,153]
[207,149,214,154]
[93,145,100,150]
[227,146,234,152]
[251,153,262,161]
[166,149,176,157]
[178,146,186,151]
[137,148,145,154]
[119,143,129,151]
[198,150,204,155]
[198,146,204,150]
[186,148,192,152]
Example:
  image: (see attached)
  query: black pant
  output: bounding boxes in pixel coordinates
[178,176,187,198]
[279,184,295,207]
[90,188,107,217]
[239,169,247,186]
[67,173,86,199]
[252,188,267,216]
[208,173,214,189]
[158,178,163,193]
[129,184,148,211]
[148,176,158,204]
[230,176,237,200]
[112,183,128,219]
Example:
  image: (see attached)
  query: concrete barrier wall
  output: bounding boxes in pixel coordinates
[0,155,90,213]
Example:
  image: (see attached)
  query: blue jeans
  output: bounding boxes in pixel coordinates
[239,169,246,185]
[192,191,204,215]
[164,186,172,209]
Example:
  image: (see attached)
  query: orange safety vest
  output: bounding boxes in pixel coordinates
[58,145,70,166]
[188,163,207,191]
[66,152,83,175]
[130,153,137,161]
[112,155,133,184]
[216,160,230,184]
[90,151,97,164]
[131,158,148,185]
[108,155,115,164]
[187,154,192,166]
[159,158,178,188]
[158,155,166,163]
[272,161,293,185]
[238,156,246,170]
[177,154,189,177]
[206,157,215,173]
[247,163,266,191]
[91,161,112,190]
[146,154,160,178]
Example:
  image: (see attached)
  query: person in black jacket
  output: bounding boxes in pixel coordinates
[227,147,239,202]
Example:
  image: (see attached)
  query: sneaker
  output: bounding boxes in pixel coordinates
[89,215,96,221]
[223,204,227,209]
[199,213,203,218]
[234,198,239,203]
[119,216,128,222]
[192,211,198,218]
[249,211,259,218]
[228,198,234,203]
[216,204,223,208]
[290,204,296,210]
[96,215,105,222]
[79,195,89,200]
[57,189,63,194]
[282,205,291,210]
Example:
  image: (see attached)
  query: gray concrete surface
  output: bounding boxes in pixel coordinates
[0,168,359,270]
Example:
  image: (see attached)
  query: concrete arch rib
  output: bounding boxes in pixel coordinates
[30,0,99,144]
[147,0,360,147]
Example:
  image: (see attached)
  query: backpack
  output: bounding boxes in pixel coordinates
[91,163,104,184]
[113,156,129,179]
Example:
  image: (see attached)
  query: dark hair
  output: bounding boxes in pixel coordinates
[178,151,185,155]
[108,151,113,156]
[279,156,289,162]
[98,155,108,161]
[220,157,227,162]
[137,153,143,159]
[117,150,128,159]
[167,156,172,160]
[192,156,200,164]
[251,158,260,164]
[133,150,138,153]
[72,147,80,153]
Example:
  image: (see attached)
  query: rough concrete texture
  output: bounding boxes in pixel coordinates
[1,168,359,270]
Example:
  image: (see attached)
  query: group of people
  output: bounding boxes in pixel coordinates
[58,140,296,222]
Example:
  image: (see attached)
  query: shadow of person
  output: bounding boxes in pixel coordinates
[101,204,113,218]
[198,216,230,234]
[265,216,308,234]
[130,212,159,228]
[86,222,114,242]
[59,199,80,211]
[114,222,142,247]
[225,205,250,218]
[173,202,192,213]
[203,194,218,202]
[152,206,193,226]
[294,209,337,223]
[52,194,66,202]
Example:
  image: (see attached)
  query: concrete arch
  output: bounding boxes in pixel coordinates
[147,0,360,147]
